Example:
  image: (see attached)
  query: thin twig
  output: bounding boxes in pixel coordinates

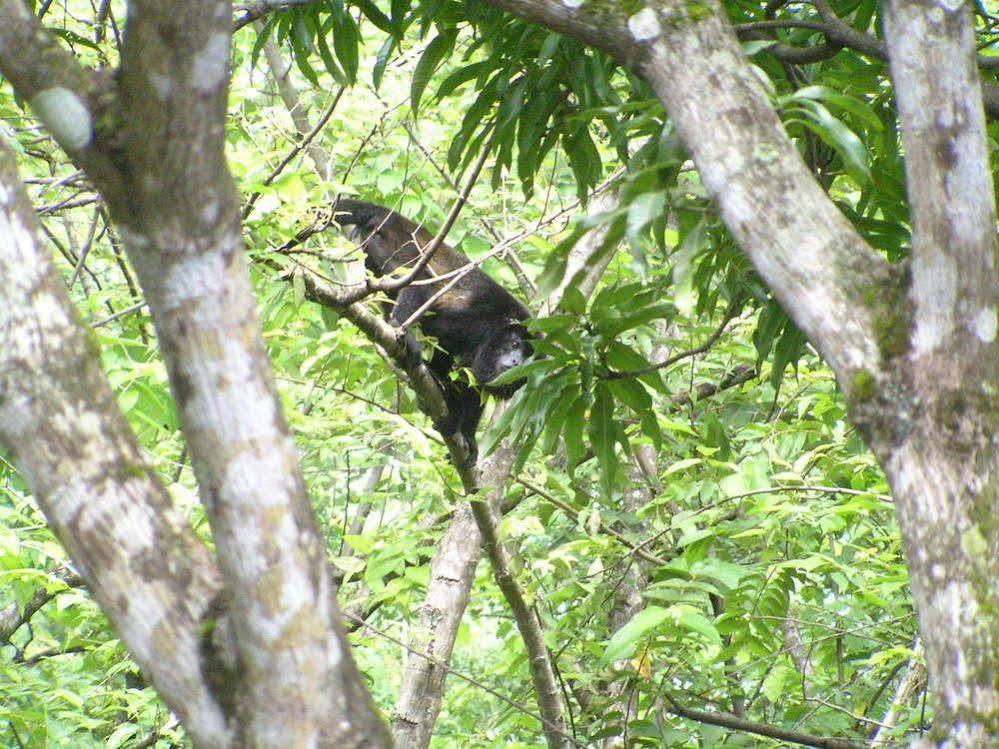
[606,303,742,380]
[343,611,587,748]
[662,696,862,749]
[242,87,345,220]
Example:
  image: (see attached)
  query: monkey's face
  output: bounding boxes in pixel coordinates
[473,323,533,398]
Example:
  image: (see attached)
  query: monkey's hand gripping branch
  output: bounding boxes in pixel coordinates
[293,268,479,489]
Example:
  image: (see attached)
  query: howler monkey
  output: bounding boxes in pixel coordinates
[333,199,532,459]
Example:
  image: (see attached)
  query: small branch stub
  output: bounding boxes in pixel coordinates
[30,87,93,151]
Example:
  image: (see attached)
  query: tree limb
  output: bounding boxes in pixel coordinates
[884,0,998,370]
[482,0,887,395]
[0,567,84,643]
[0,143,230,748]
[662,696,862,749]
[0,0,123,192]
[734,0,999,118]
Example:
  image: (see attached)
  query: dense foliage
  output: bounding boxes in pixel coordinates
[2,0,995,745]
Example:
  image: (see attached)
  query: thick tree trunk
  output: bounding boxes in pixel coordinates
[877,403,997,745]
[0,1,392,744]
[478,0,998,741]
[0,144,231,748]
[877,2,999,742]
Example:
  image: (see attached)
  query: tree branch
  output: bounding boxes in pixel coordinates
[662,696,862,749]
[467,484,570,748]
[0,567,84,643]
[0,0,123,191]
[734,0,999,118]
[233,0,319,32]
[0,144,230,748]
[884,0,998,369]
[482,0,888,396]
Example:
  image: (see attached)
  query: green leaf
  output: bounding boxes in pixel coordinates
[625,189,665,245]
[435,60,490,100]
[563,395,587,471]
[691,559,747,591]
[292,11,313,52]
[560,286,587,314]
[47,27,101,52]
[316,24,347,85]
[372,36,396,90]
[537,32,561,64]
[589,383,616,496]
[786,99,871,183]
[411,30,456,115]
[607,378,651,413]
[535,224,585,298]
[250,15,279,69]
[788,86,883,133]
[390,0,410,25]
[353,0,395,33]
[604,606,670,663]
[540,383,578,454]
[597,304,673,339]
[331,13,360,84]
[289,29,320,86]
[762,663,800,702]
[676,608,721,643]
[672,218,707,316]
[609,378,662,448]
[770,321,807,392]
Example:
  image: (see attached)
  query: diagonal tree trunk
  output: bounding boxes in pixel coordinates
[477,0,998,742]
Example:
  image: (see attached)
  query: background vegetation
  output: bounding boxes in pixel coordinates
[1,0,995,745]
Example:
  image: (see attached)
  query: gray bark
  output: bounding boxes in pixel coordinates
[0,1,390,745]
[0,144,231,748]
[875,2,998,743]
[479,0,998,742]
[392,503,482,748]
[261,33,333,181]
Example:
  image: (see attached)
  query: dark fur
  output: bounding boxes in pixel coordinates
[334,199,532,457]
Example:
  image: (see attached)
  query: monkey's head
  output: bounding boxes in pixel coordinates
[472,322,534,398]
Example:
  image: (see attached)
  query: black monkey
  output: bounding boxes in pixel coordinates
[333,199,532,459]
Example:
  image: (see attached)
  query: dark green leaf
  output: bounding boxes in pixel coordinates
[316,22,347,85]
[353,0,395,33]
[250,15,279,69]
[435,61,491,100]
[563,395,587,471]
[411,30,456,115]
[372,36,396,89]
[560,286,586,315]
[589,383,617,497]
[332,13,360,84]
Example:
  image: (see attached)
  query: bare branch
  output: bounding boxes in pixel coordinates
[467,477,570,748]
[662,697,862,749]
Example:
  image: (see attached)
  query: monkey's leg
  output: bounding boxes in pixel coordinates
[423,351,480,465]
